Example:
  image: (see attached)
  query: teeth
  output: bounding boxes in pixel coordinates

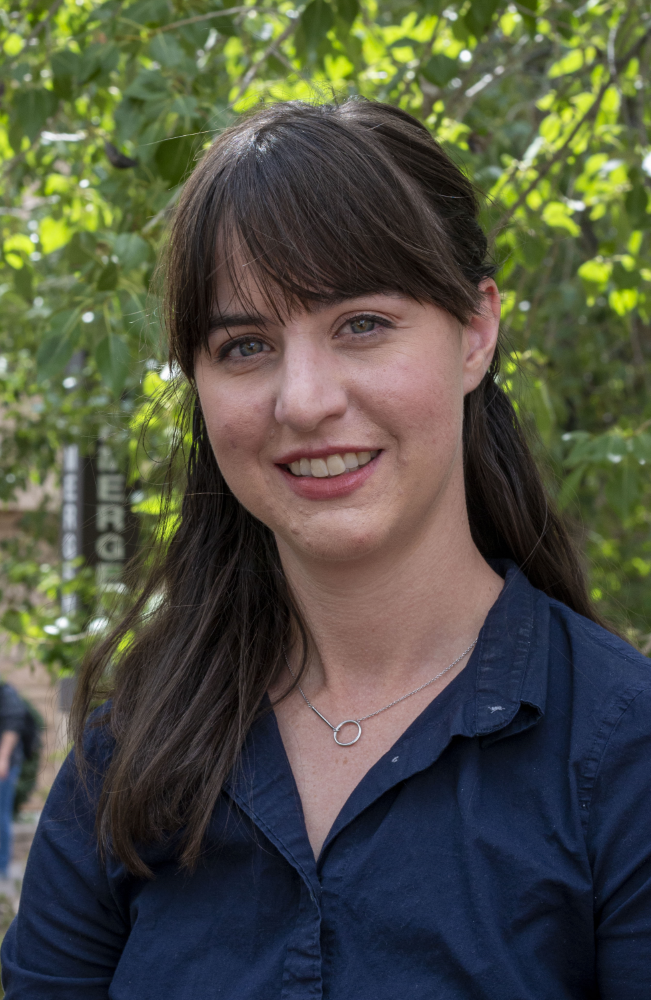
[326,454,347,476]
[287,451,379,478]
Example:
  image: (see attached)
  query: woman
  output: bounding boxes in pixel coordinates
[3,99,650,998]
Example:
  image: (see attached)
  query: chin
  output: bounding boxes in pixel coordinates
[276,515,388,564]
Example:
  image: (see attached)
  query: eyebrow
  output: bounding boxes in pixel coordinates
[208,295,386,334]
[208,312,267,333]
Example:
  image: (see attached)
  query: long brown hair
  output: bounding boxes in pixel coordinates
[72,99,602,877]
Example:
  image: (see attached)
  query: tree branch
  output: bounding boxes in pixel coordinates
[491,23,651,233]
[156,6,290,35]
[230,20,296,105]
[491,79,610,234]
[23,0,65,46]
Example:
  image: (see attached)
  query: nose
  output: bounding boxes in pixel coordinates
[274,339,348,433]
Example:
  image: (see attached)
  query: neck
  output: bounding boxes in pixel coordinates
[276,479,503,704]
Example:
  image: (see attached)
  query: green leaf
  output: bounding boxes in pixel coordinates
[519,234,546,271]
[301,0,335,55]
[12,88,58,143]
[119,291,148,337]
[578,258,611,287]
[1,609,25,638]
[208,14,237,37]
[154,134,196,185]
[97,261,119,291]
[13,266,33,303]
[94,0,122,22]
[36,310,81,381]
[609,287,638,315]
[3,33,23,57]
[114,98,144,143]
[518,0,538,35]
[611,261,639,290]
[96,333,130,396]
[178,23,211,48]
[170,95,198,119]
[149,34,185,68]
[123,0,171,26]
[541,201,580,236]
[113,233,150,270]
[422,53,458,87]
[464,0,500,38]
[40,217,70,255]
[632,433,651,462]
[51,50,82,99]
[548,49,584,78]
[77,43,119,85]
[124,70,169,101]
[625,183,649,227]
[605,461,639,522]
[335,0,359,25]
[555,9,576,40]
[65,231,97,268]
[557,464,586,510]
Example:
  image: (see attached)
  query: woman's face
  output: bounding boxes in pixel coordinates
[195,270,500,566]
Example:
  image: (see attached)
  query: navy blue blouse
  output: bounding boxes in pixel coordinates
[3,563,651,999]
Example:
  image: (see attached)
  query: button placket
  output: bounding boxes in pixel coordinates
[280,878,323,999]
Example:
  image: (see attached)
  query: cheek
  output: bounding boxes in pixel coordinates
[199,383,271,472]
[363,345,463,455]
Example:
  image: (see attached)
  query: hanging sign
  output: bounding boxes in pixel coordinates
[60,444,83,617]
[81,442,139,593]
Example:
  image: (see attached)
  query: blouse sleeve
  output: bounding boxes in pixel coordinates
[591,683,651,1000]
[1,731,129,998]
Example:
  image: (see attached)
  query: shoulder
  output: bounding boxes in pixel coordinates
[78,701,116,775]
[0,683,22,706]
[0,683,25,726]
[47,703,115,821]
[546,596,651,693]
[80,701,116,762]
[542,598,651,808]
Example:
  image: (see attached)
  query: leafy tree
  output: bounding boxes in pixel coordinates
[0,0,650,668]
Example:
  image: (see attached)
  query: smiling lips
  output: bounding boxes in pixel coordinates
[287,450,379,478]
[277,449,381,500]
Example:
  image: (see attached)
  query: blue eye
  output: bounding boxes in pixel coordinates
[218,336,271,361]
[350,317,376,334]
[235,339,265,357]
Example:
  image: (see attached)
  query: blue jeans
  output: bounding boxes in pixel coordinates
[0,763,21,878]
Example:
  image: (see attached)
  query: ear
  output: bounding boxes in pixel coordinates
[461,278,501,396]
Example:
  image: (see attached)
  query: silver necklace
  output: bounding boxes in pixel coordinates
[284,638,478,746]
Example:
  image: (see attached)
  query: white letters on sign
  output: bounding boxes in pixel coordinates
[60,441,134,616]
[97,474,125,503]
[94,444,130,592]
[61,444,80,589]
[95,533,126,561]
[96,504,125,532]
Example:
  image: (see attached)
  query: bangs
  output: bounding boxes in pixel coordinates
[166,100,493,376]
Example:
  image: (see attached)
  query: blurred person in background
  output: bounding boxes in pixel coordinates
[0,681,23,883]
[3,100,651,999]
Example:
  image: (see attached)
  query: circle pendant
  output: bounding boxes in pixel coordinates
[334,720,362,746]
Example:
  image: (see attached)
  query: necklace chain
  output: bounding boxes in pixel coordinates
[284,638,478,746]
